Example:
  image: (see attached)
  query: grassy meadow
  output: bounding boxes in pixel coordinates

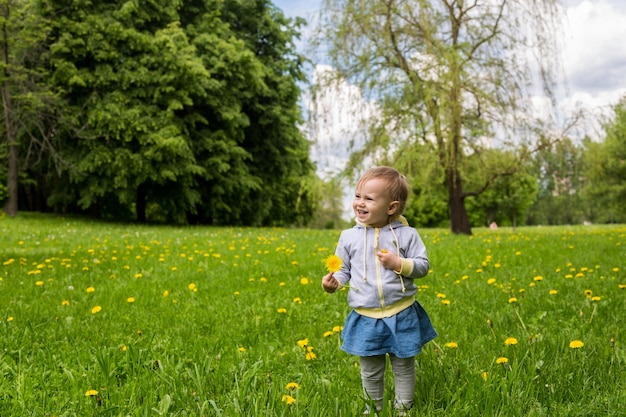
[0,213,625,416]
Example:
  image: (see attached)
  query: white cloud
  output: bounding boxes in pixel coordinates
[562,1,626,101]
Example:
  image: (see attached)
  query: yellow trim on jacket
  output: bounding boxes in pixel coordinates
[354,295,414,319]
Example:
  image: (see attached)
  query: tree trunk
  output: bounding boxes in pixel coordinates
[136,182,147,223]
[4,140,18,216]
[446,168,471,235]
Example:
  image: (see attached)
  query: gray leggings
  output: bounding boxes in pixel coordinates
[360,354,415,411]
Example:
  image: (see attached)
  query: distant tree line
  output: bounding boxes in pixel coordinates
[401,97,626,228]
[1,0,317,226]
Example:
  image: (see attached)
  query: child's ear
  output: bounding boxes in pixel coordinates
[387,201,400,216]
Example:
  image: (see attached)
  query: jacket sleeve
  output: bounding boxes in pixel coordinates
[400,229,429,278]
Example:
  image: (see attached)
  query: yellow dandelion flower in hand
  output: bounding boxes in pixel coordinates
[324,255,342,273]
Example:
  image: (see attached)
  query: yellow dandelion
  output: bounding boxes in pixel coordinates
[300,277,309,285]
[297,338,309,348]
[504,337,518,346]
[444,342,458,348]
[163,290,169,297]
[127,297,135,303]
[282,394,296,405]
[91,306,102,314]
[293,297,302,304]
[591,296,601,302]
[569,340,584,349]
[496,357,509,364]
[36,281,44,286]
[324,255,343,273]
[238,347,247,352]
[85,389,98,397]
[86,286,95,293]
[441,299,451,305]
[305,350,317,360]
[436,293,446,298]
[188,283,196,290]
[7,316,13,322]
[508,297,518,303]
[481,371,488,380]
[323,331,334,337]
[285,382,300,390]
[62,300,70,306]
[487,278,496,285]
[533,276,543,281]
[277,308,287,314]
[549,290,558,295]
[332,326,343,333]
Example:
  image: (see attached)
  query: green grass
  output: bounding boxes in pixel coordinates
[0,213,624,416]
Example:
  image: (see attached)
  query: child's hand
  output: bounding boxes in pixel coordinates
[322,272,339,293]
[377,249,401,272]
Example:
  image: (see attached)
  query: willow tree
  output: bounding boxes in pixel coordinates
[314,0,565,234]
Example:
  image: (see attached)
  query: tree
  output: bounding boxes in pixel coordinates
[40,0,212,222]
[467,150,538,230]
[581,96,626,224]
[314,0,565,234]
[526,136,585,225]
[193,0,316,226]
[39,0,314,225]
[1,0,61,216]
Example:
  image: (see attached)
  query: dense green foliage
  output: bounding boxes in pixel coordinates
[1,213,625,415]
[581,96,626,224]
[1,0,315,225]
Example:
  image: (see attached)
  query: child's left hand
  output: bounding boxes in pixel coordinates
[377,249,401,272]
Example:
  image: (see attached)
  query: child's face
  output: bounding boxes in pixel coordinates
[353,178,399,228]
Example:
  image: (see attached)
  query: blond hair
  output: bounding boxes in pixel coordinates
[357,166,409,216]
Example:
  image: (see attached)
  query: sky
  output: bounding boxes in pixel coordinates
[273,0,626,134]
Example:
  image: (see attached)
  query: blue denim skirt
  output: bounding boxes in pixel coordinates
[341,301,437,358]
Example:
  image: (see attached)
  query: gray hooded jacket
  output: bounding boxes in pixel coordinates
[333,217,430,314]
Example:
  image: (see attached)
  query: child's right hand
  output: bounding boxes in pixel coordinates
[322,272,339,293]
